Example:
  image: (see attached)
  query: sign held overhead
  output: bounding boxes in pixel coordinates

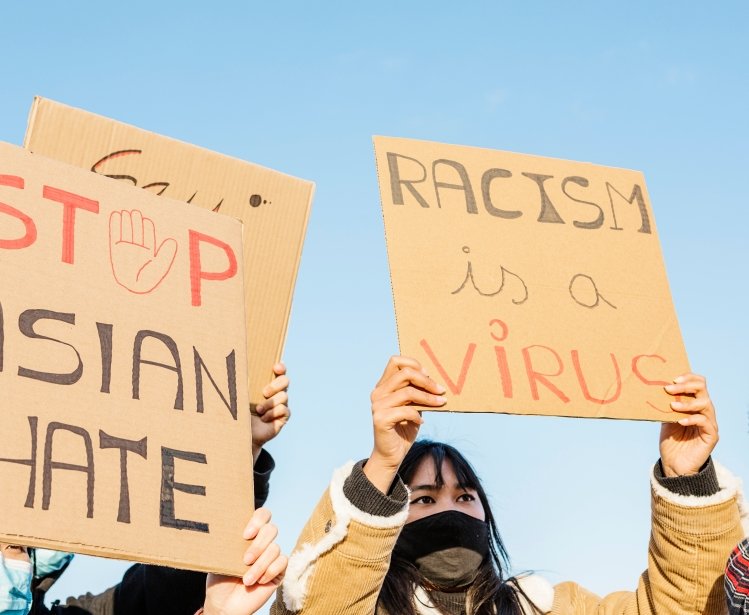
[374,135,690,421]
[24,97,314,409]
[0,142,252,575]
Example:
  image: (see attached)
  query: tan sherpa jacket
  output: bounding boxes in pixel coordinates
[271,461,746,615]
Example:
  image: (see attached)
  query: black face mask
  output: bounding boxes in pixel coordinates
[394,510,490,588]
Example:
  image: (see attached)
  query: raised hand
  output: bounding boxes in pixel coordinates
[364,355,446,494]
[109,209,177,294]
[203,508,287,615]
[252,363,290,463]
[659,374,719,477]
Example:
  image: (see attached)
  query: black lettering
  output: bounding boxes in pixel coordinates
[562,176,604,230]
[194,348,237,420]
[432,159,477,214]
[606,182,652,234]
[43,422,94,518]
[521,173,565,224]
[99,431,147,524]
[0,416,38,508]
[141,182,169,196]
[90,150,140,185]
[160,447,209,533]
[17,310,83,385]
[481,168,520,218]
[97,322,113,394]
[386,152,430,208]
[132,330,184,410]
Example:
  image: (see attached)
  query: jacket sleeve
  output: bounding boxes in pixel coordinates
[551,460,746,615]
[271,461,409,615]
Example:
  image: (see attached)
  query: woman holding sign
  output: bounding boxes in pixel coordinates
[269,355,745,615]
[27,364,292,615]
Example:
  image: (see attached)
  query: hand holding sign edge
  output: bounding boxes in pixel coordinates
[363,355,447,494]
[659,373,719,477]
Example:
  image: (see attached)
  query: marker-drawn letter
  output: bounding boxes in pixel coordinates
[194,347,238,420]
[91,149,140,185]
[386,152,430,208]
[481,168,521,219]
[17,310,83,385]
[99,431,147,524]
[571,350,622,404]
[420,339,476,395]
[42,186,99,264]
[0,175,36,250]
[562,176,604,230]
[43,422,94,518]
[521,173,565,224]
[433,159,477,214]
[522,345,570,402]
[160,447,209,533]
[188,231,238,307]
[0,416,38,508]
[606,182,652,234]
[97,323,113,393]
[132,330,184,410]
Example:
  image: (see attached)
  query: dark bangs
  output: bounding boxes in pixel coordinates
[400,439,483,492]
[399,439,510,569]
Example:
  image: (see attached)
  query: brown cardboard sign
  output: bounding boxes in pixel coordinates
[0,142,252,575]
[24,97,314,408]
[374,136,690,421]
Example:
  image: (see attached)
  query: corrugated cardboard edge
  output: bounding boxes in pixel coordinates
[372,136,404,355]
[23,97,41,148]
[274,183,315,363]
[25,96,312,185]
[2,532,243,576]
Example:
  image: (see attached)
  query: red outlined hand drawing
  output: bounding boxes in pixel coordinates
[109,209,178,294]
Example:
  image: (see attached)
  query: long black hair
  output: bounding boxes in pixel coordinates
[377,440,541,615]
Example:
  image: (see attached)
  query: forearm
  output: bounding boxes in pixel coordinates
[272,461,408,614]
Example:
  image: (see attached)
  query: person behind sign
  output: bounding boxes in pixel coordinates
[29,363,292,615]
[269,355,745,615]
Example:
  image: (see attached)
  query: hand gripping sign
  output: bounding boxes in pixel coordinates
[374,136,690,421]
[0,142,251,575]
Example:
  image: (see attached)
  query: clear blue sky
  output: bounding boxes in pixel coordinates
[1,2,748,612]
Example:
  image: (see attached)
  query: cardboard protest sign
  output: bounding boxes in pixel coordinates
[374,136,690,421]
[25,97,314,409]
[0,142,252,574]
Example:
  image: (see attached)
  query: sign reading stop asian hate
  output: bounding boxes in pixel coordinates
[0,142,252,575]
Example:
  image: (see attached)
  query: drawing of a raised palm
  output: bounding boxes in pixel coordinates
[109,210,177,294]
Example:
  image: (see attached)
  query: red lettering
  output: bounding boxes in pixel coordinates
[42,186,99,264]
[488,318,508,342]
[522,345,570,402]
[631,354,670,386]
[571,350,621,404]
[420,339,476,395]
[493,346,513,398]
[188,230,238,307]
[0,175,36,249]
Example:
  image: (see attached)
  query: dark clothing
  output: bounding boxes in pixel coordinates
[38,449,275,615]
